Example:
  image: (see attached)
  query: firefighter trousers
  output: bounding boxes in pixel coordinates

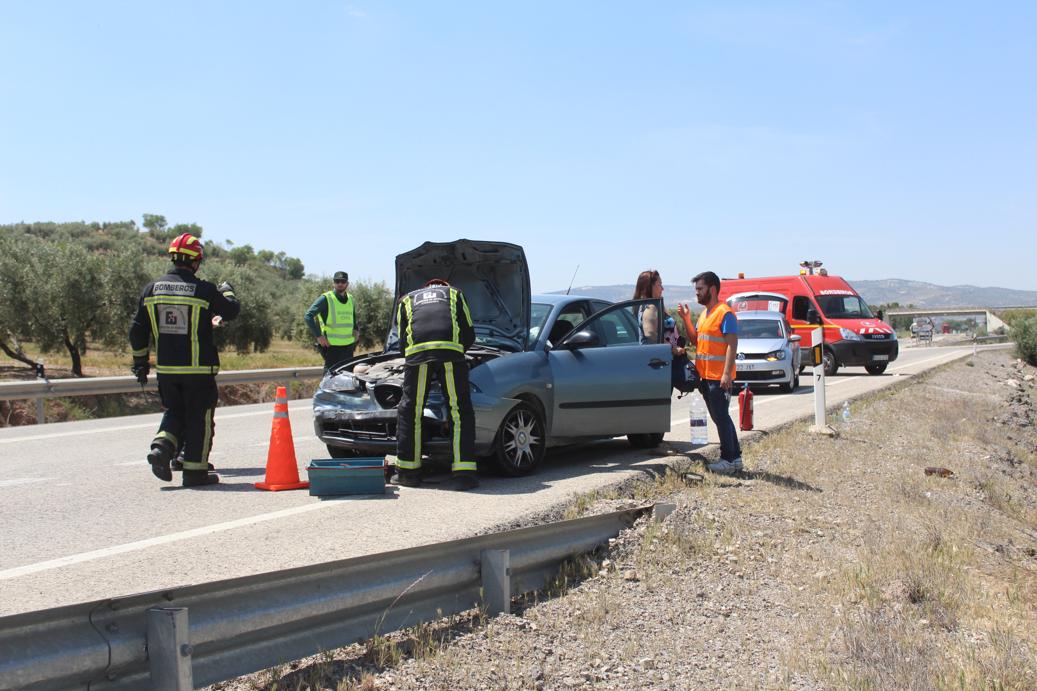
[154,375,219,471]
[396,359,476,473]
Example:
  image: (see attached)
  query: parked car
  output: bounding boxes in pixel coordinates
[731,309,802,393]
[312,239,673,476]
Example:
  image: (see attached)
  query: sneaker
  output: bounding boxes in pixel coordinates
[706,459,737,475]
[390,471,422,488]
[730,457,744,472]
[147,442,174,482]
[182,472,220,487]
[448,472,480,492]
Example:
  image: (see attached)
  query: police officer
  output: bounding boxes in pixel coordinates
[393,279,478,491]
[129,233,240,487]
[304,271,359,371]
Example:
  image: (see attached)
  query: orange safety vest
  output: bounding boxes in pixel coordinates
[696,303,737,381]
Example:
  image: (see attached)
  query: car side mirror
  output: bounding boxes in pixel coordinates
[790,334,801,343]
[806,308,820,324]
[876,309,884,321]
[558,329,600,350]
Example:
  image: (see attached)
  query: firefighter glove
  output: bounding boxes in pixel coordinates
[131,357,150,385]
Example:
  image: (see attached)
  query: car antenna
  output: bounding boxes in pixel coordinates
[566,264,580,295]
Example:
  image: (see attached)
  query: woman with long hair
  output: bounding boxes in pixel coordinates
[634,270,694,391]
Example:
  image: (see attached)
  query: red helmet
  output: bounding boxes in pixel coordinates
[168,233,203,261]
[424,278,449,287]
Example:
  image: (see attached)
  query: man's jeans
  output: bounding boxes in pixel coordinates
[698,379,741,461]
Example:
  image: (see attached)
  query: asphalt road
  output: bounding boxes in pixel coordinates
[0,343,1005,615]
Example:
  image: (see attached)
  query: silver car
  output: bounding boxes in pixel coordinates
[726,292,801,392]
[313,240,673,476]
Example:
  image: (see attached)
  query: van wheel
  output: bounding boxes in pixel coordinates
[822,349,839,376]
[865,363,888,375]
[493,402,546,476]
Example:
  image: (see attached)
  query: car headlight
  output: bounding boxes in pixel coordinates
[765,350,787,361]
[839,327,863,341]
[324,372,360,393]
[889,331,898,341]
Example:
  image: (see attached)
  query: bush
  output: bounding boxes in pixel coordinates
[1013,315,1037,366]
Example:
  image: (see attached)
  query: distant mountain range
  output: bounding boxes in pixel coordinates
[549,279,1037,309]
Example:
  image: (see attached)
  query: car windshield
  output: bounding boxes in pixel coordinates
[816,295,873,319]
[527,302,551,348]
[739,319,784,340]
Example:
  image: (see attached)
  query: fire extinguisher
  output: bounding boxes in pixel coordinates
[738,383,754,431]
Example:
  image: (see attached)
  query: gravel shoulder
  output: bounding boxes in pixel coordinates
[213,349,1037,690]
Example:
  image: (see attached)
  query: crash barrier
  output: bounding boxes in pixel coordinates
[0,366,324,425]
[0,505,649,690]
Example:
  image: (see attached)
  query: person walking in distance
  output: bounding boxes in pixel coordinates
[129,233,240,487]
[304,271,359,371]
[392,279,479,491]
[677,271,742,474]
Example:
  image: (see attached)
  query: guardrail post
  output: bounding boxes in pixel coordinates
[35,398,45,424]
[480,549,510,616]
[147,607,193,690]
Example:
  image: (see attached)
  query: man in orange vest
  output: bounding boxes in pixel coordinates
[678,271,742,474]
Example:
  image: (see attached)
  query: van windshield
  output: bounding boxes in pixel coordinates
[816,295,873,319]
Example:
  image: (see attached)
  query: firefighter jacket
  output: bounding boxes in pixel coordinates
[695,302,738,381]
[129,267,241,375]
[396,285,475,364]
[304,291,356,346]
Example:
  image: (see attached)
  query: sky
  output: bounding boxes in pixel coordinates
[2,2,1035,293]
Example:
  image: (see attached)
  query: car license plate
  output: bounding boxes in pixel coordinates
[873,354,889,361]
[738,363,758,371]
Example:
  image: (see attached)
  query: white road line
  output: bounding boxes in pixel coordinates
[0,478,53,489]
[0,501,339,581]
[0,403,312,445]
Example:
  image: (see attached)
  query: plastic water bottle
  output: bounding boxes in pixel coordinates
[690,395,708,445]
[841,401,851,423]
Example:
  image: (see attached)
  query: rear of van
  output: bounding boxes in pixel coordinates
[719,273,898,375]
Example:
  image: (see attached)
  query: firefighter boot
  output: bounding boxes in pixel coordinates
[390,469,422,488]
[147,439,175,482]
[448,471,479,492]
[183,470,220,487]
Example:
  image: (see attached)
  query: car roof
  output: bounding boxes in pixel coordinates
[532,293,601,306]
[734,310,786,320]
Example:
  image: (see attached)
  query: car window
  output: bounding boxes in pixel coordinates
[528,302,552,348]
[589,300,611,314]
[570,301,645,348]
[792,296,812,321]
[816,295,873,319]
[739,319,784,339]
[547,302,589,347]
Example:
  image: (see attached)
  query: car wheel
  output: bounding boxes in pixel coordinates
[822,349,839,377]
[326,444,361,458]
[780,367,798,393]
[865,363,888,375]
[628,432,664,449]
[493,402,546,476]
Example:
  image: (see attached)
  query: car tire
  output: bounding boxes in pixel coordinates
[493,402,546,477]
[780,366,799,393]
[822,348,839,377]
[865,363,888,375]
[326,444,361,458]
[628,432,664,449]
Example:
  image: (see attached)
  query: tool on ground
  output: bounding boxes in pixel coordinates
[255,386,309,491]
[738,383,754,431]
[924,467,955,478]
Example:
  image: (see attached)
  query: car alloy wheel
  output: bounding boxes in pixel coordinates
[494,402,546,476]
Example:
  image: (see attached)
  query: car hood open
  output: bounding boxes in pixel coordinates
[388,239,531,352]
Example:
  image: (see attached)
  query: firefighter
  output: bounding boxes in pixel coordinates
[393,279,479,491]
[129,233,241,487]
[304,271,359,371]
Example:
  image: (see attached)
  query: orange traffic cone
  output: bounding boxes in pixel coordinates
[255,386,309,491]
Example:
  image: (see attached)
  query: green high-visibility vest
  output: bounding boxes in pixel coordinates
[318,291,356,346]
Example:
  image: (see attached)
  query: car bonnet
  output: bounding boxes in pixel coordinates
[391,239,531,351]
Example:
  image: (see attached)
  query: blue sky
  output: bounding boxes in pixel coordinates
[2,2,1035,292]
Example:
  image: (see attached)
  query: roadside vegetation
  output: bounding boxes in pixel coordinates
[212,350,1036,690]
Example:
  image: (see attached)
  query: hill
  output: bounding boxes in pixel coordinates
[550,279,1037,309]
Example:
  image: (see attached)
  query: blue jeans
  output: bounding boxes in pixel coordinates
[698,379,741,461]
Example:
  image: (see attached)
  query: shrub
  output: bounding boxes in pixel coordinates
[1013,315,1037,366]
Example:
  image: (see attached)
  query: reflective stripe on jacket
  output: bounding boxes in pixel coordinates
[397,285,475,362]
[695,303,737,381]
[317,291,356,346]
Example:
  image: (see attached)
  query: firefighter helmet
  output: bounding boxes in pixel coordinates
[168,233,203,262]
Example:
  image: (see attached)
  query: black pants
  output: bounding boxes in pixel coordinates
[154,376,219,472]
[322,344,355,371]
[396,359,476,473]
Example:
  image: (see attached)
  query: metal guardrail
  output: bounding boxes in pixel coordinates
[0,367,325,424]
[0,505,650,690]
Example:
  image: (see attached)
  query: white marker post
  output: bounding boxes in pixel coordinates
[810,326,836,436]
